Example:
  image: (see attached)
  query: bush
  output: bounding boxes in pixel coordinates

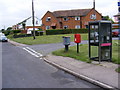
[12,30,21,34]
[31,31,44,36]
[3,30,11,36]
[46,29,88,35]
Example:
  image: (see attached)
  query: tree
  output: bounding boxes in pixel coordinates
[102,15,114,23]
[7,27,12,31]
[1,29,5,32]
[22,21,26,30]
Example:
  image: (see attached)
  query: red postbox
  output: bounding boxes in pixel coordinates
[74,34,81,43]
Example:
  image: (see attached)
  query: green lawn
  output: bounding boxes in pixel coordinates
[52,40,119,64]
[8,33,88,45]
[115,67,120,73]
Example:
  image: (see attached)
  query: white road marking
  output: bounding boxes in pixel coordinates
[26,47,43,57]
[23,47,40,58]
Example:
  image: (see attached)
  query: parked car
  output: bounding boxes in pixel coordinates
[0,35,8,42]
[112,29,120,37]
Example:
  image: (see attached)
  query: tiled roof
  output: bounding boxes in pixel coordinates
[52,9,92,17]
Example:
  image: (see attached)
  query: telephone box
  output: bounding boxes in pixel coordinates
[88,21,112,63]
[74,34,81,43]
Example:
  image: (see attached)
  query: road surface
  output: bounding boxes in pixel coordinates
[2,42,102,88]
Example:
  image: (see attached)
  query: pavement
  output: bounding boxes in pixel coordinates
[8,39,119,89]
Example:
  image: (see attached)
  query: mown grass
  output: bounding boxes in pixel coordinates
[115,67,120,73]
[52,40,119,64]
[7,33,88,45]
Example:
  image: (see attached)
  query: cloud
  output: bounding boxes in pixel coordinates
[0,0,118,29]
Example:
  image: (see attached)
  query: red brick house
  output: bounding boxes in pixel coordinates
[41,8,102,30]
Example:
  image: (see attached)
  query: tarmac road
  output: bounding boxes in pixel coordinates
[2,42,102,88]
[28,37,118,56]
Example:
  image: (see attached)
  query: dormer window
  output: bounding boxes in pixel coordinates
[75,16,80,20]
[46,17,51,21]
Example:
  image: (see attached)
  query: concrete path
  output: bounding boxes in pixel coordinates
[45,54,119,89]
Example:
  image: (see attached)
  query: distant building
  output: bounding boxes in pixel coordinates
[41,8,102,30]
[12,16,41,34]
[112,22,119,29]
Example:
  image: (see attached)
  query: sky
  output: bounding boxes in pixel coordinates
[0,0,118,30]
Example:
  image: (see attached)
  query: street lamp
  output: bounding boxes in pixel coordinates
[32,0,36,40]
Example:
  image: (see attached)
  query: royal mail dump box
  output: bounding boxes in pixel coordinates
[74,34,81,43]
[88,21,112,63]
[62,36,70,51]
[63,36,70,45]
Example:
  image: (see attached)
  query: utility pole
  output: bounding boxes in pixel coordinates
[32,0,36,39]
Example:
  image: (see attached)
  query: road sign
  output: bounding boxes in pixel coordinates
[118,2,120,6]
[118,7,120,12]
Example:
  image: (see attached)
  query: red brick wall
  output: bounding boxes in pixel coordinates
[82,9,102,28]
[57,17,81,29]
[42,11,60,30]
[21,30,27,34]
[26,26,41,29]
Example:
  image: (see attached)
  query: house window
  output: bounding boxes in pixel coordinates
[91,25,98,29]
[46,17,51,21]
[46,26,50,30]
[63,17,68,21]
[63,26,68,29]
[75,16,80,20]
[90,14,96,19]
[75,25,80,29]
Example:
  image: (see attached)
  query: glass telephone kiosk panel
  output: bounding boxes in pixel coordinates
[89,24,99,46]
[89,21,112,62]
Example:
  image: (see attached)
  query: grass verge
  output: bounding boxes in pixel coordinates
[52,40,119,64]
[7,33,88,45]
[115,67,120,73]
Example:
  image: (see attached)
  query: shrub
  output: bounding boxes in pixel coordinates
[12,30,21,34]
[3,30,11,36]
[46,29,88,35]
[31,31,44,36]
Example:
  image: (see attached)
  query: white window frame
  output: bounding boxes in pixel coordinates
[75,25,81,29]
[90,14,96,19]
[63,26,68,29]
[46,17,51,21]
[46,26,50,30]
[91,25,98,29]
[75,16,80,20]
[63,17,68,21]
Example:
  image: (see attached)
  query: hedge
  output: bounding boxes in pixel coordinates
[31,31,44,36]
[13,33,32,38]
[2,30,22,36]
[12,30,21,34]
[3,30,11,36]
[46,29,88,35]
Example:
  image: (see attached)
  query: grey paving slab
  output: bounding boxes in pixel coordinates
[45,54,119,89]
